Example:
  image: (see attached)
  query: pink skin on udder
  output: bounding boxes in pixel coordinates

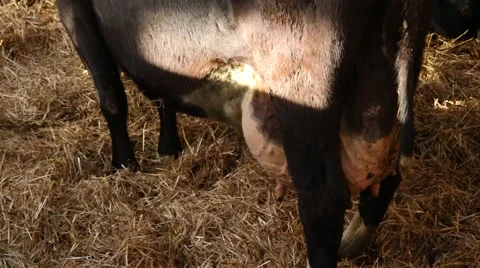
[339,130,400,197]
[241,91,399,200]
[241,90,293,200]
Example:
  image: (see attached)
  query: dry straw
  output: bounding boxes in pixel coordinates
[1,0,479,267]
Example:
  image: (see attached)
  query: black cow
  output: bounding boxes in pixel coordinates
[432,0,480,39]
[56,1,433,267]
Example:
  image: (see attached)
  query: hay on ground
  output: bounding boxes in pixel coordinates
[1,1,479,267]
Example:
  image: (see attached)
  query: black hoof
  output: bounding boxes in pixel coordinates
[157,143,183,158]
[111,158,140,173]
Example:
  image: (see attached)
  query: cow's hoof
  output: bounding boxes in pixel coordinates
[157,142,183,158]
[111,158,140,173]
[338,211,377,259]
[155,151,178,163]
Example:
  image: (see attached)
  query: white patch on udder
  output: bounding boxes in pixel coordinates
[181,62,261,128]
[229,64,257,88]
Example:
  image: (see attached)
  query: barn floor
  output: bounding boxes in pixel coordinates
[1,1,479,267]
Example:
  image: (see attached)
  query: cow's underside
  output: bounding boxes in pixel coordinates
[56,0,434,267]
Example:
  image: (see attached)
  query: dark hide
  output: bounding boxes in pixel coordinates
[431,0,480,39]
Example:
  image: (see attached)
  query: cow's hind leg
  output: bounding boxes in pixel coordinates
[57,0,137,170]
[157,100,183,158]
[295,154,350,268]
[338,0,432,258]
[338,172,402,258]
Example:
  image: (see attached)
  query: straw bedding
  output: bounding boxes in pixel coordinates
[1,1,479,267]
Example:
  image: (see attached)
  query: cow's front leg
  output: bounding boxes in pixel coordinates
[57,0,138,171]
[157,100,183,158]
